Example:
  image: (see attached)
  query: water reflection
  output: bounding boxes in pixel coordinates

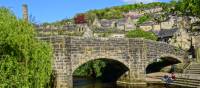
[73,77,191,88]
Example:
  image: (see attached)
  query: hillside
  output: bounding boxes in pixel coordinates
[45,2,173,26]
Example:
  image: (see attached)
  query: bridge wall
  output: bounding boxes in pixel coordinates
[38,36,186,88]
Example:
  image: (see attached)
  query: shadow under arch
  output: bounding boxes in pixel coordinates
[146,56,181,74]
[73,58,129,82]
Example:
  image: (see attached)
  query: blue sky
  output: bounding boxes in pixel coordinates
[0,0,170,23]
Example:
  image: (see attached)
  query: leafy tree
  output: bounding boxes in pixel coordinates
[137,15,152,24]
[125,29,158,41]
[175,0,200,17]
[104,9,123,19]
[73,60,106,78]
[74,14,87,24]
[0,8,52,87]
[153,14,169,29]
[46,2,168,26]
[85,12,97,25]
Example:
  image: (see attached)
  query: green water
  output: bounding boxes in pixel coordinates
[73,77,192,88]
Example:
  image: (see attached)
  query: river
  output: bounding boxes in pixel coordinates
[73,77,191,88]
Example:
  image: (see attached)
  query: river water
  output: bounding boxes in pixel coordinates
[73,77,191,88]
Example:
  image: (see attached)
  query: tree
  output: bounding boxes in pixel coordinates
[137,15,152,24]
[73,60,106,78]
[74,14,87,24]
[153,14,168,29]
[0,8,52,87]
[85,12,97,25]
[175,0,200,17]
[125,29,158,41]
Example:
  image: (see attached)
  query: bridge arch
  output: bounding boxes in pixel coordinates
[147,54,183,65]
[72,58,129,74]
[146,54,182,74]
[72,58,130,82]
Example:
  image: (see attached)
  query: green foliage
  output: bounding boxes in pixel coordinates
[175,0,200,17]
[85,12,97,25]
[125,29,158,41]
[86,2,166,20]
[0,8,52,87]
[46,2,170,26]
[73,60,106,78]
[137,15,152,24]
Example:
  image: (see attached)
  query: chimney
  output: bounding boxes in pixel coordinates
[22,4,28,22]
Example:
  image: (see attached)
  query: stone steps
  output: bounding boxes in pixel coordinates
[190,65,200,67]
[186,63,200,74]
[171,63,200,87]
[171,82,198,88]
[174,78,200,84]
[172,78,200,88]
[187,68,200,70]
[149,75,200,88]
[186,71,200,74]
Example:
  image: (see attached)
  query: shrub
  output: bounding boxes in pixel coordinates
[125,29,158,41]
[0,8,52,88]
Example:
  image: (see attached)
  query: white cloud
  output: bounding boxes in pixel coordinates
[121,0,159,4]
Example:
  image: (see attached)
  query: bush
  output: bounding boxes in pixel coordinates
[0,8,52,87]
[125,29,158,41]
[137,15,152,24]
[73,60,106,78]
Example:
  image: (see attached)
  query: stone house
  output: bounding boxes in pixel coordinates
[116,18,136,31]
[92,18,101,27]
[157,28,178,43]
[160,15,178,29]
[169,28,191,50]
[139,21,160,31]
[92,18,135,31]
[110,33,125,38]
[100,19,116,28]
[124,11,143,20]
[92,18,112,28]
[144,6,163,14]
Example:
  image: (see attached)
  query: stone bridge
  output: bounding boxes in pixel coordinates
[39,36,186,88]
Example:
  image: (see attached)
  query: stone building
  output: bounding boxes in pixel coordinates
[124,11,143,19]
[139,21,161,31]
[35,24,86,36]
[22,4,28,22]
[110,33,125,38]
[92,18,135,31]
[116,18,136,31]
[160,15,178,29]
[169,25,191,50]
[144,6,163,14]
[157,28,178,43]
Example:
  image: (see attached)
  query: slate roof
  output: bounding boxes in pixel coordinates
[148,30,159,35]
[100,19,115,27]
[124,11,143,19]
[139,21,157,26]
[62,25,76,31]
[158,28,178,38]
[117,19,127,26]
[93,27,124,33]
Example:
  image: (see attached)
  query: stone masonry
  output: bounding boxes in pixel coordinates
[38,36,186,88]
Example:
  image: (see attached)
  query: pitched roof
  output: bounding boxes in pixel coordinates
[100,19,115,27]
[158,28,178,38]
[139,21,157,26]
[116,19,127,26]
